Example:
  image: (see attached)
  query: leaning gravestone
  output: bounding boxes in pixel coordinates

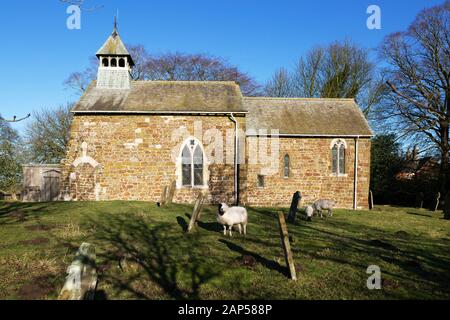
[166,180,177,205]
[188,193,206,232]
[434,192,441,211]
[277,212,297,281]
[287,191,302,223]
[58,243,97,300]
[159,186,168,207]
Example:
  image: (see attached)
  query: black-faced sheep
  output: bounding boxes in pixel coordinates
[217,203,248,237]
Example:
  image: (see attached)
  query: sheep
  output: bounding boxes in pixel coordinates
[304,205,314,221]
[217,203,248,237]
[312,199,336,218]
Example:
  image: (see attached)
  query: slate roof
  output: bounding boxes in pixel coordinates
[71,81,246,113]
[244,97,373,136]
[96,27,134,66]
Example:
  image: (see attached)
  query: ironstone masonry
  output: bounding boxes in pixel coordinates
[60,25,373,209]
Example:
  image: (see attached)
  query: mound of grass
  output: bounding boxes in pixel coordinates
[0,201,448,300]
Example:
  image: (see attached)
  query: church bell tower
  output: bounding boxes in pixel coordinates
[96,18,134,89]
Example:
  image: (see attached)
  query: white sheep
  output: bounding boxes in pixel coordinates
[305,205,314,221]
[312,199,336,218]
[217,203,248,237]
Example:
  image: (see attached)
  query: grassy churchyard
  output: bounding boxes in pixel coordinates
[0,201,449,300]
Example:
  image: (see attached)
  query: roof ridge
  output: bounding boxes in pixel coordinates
[131,80,239,85]
[244,96,356,101]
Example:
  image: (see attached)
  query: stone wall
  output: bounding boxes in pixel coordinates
[245,137,371,209]
[61,115,371,208]
[60,114,245,204]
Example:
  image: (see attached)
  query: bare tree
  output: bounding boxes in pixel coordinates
[59,0,103,12]
[0,113,31,123]
[376,1,449,214]
[64,46,261,96]
[264,68,293,97]
[25,104,74,164]
[264,41,384,116]
[0,116,23,194]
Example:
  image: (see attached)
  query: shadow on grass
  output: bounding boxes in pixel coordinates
[81,213,220,300]
[219,239,288,277]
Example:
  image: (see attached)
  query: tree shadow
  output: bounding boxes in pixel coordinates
[176,216,188,232]
[219,239,288,277]
[83,214,220,300]
[407,211,433,218]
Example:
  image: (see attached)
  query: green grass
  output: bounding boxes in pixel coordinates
[0,201,449,300]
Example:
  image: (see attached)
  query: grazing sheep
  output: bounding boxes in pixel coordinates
[305,205,314,221]
[312,199,336,218]
[217,203,248,237]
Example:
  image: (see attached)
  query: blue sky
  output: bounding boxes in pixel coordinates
[0,0,443,133]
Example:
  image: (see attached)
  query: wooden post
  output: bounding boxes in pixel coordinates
[369,190,374,210]
[434,192,441,211]
[58,243,97,300]
[166,180,177,205]
[287,191,302,223]
[188,193,205,232]
[277,212,297,281]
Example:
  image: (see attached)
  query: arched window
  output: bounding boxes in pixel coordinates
[180,139,205,187]
[284,154,290,178]
[111,58,117,67]
[102,58,109,67]
[331,139,346,175]
[119,58,125,67]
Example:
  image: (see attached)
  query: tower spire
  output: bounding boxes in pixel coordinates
[112,15,118,37]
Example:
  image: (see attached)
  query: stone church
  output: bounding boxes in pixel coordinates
[60,25,373,209]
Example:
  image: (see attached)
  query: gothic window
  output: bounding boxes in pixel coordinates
[181,139,205,188]
[257,175,265,188]
[331,139,346,175]
[119,58,125,67]
[111,58,117,67]
[284,154,290,178]
[102,58,109,67]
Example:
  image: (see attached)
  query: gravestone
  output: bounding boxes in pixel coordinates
[188,193,206,232]
[58,243,97,300]
[444,192,450,220]
[166,181,177,205]
[434,192,441,211]
[277,212,297,281]
[369,190,374,210]
[287,191,302,223]
[159,186,168,207]
[415,192,424,209]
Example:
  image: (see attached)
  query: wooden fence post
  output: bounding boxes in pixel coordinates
[287,191,302,224]
[58,243,97,300]
[277,212,297,281]
[188,193,206,232]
